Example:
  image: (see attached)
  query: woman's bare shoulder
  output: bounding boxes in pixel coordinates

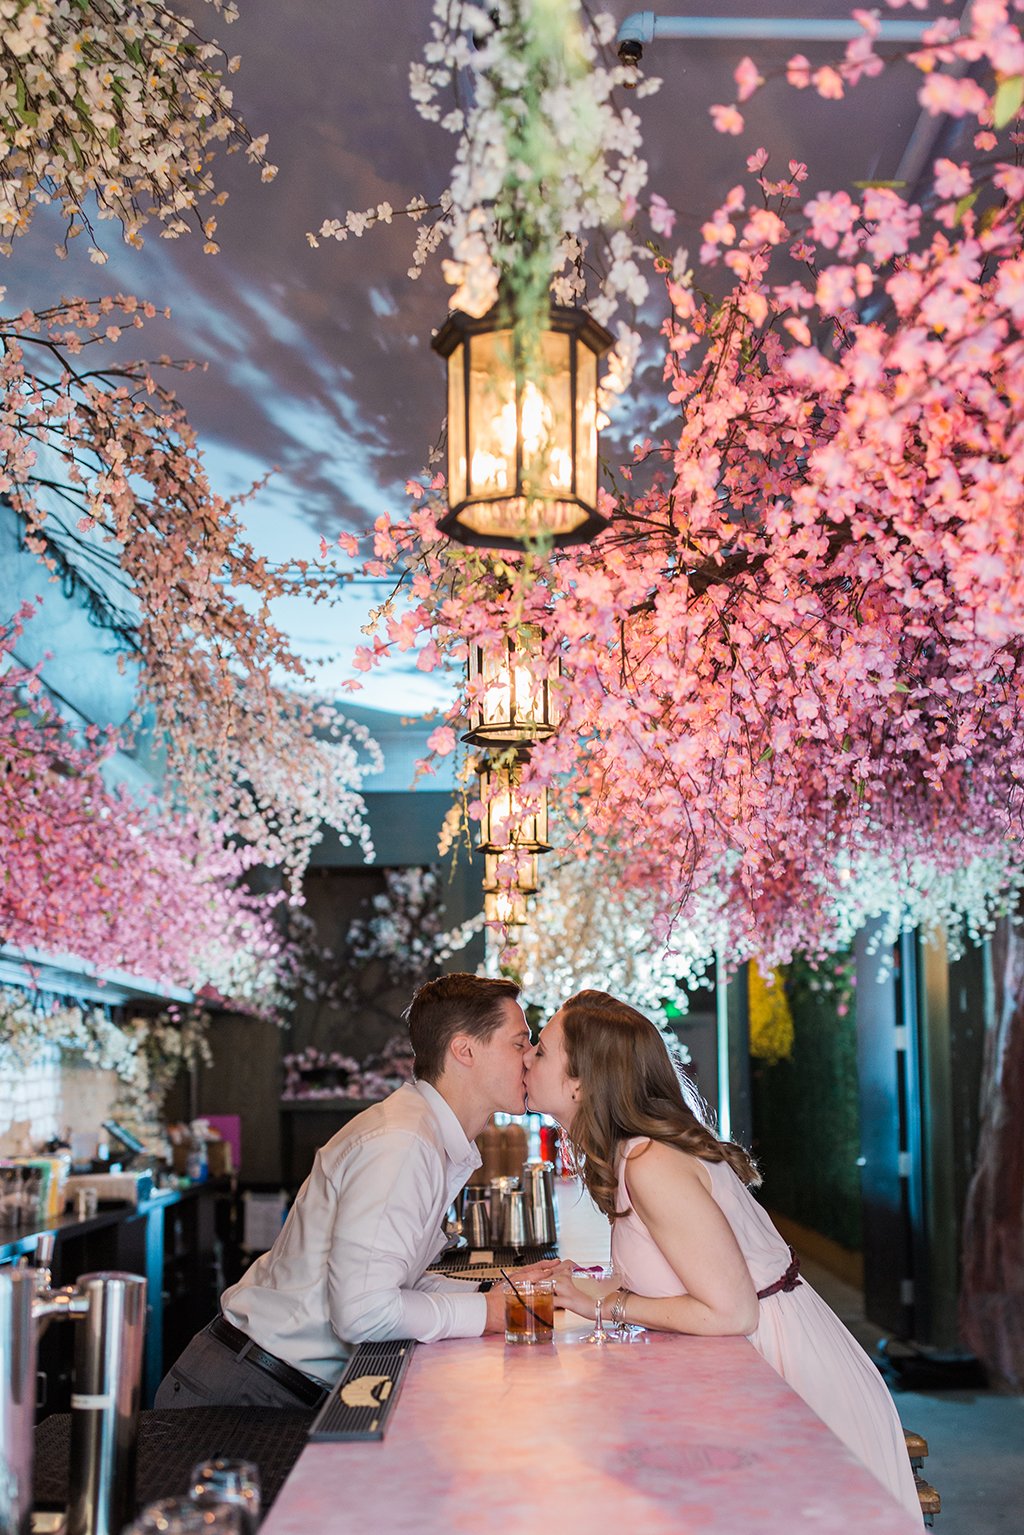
[623,1137,711,1189]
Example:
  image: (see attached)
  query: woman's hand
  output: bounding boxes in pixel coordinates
[549,1259,604,1318]
[507,1258,561,1284]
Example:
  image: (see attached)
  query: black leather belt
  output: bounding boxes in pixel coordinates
[209,1314,328,1408]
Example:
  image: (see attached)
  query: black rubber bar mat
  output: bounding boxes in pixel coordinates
[426,1241,558,1273]
[307,1338,417,1442]
[33,1406,314,1513]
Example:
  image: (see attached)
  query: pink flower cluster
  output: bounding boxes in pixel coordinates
[0,604,287,1008]
[0,294,376,892]
[340,8,1024,966]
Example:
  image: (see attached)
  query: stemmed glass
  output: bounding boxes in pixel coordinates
[190,1459,261,1535]
[572,1265,623,1345]
[126,1498,243,1534]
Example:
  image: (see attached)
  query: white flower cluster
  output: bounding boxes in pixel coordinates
[344,866,481,993]
[411,0,660,392]
[0,988,211,1128]
[0,0,276,256]
[309,0,671,396]
[827,844,1024,969]
[501,853,717,1018]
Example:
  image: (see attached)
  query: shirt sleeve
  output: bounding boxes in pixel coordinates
[327,1130,488,1345]
[413,1272,486,1295]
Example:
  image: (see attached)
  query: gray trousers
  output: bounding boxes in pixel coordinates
[154,1319,328,1410]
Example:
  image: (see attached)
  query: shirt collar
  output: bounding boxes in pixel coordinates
[413,1079,482,1174]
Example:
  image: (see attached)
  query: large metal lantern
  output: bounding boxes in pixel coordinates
[476,755,551,854]
[481,852,539,928]
[463,628,560,748]
[432,301,614,549]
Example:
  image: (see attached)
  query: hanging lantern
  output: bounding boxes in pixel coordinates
[483,887,530,927]
[463,627,560,747]
[476,755,551,854]
[482,850,540,894]
[481,852,539,928]
[431,301,614,550]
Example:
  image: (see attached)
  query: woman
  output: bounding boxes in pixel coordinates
[524,989,921,1520]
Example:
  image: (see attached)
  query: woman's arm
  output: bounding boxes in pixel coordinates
[613,1141,759,1337]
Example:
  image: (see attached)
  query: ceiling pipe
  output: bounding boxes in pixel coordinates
[615,12,936,56]
[616,5,976,205]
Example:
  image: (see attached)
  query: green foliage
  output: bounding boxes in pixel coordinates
[750,953,862,1250]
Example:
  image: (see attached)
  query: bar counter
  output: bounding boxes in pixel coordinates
[262,1185,923,1535]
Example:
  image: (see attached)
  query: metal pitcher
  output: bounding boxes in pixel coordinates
[488,1176,519,1246]
[521,1160,557,1246]
[501,1189,533,1249]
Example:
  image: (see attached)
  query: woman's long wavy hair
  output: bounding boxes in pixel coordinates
[559,990,760,1220]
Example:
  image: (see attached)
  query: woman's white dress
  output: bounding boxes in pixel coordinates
[610,1138,921,1520]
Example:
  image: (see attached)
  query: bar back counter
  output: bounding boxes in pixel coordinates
[0,1181,221,1408]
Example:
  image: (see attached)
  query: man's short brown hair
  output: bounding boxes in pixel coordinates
[405,973,522,1084]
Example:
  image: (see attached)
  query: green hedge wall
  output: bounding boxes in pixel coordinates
[750,956,863,1251]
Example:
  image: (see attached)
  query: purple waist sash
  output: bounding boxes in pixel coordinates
[756,1245,802,1300]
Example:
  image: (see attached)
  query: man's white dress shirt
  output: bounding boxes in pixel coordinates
[221,1080,487,1385]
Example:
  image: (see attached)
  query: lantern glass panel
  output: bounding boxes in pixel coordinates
[466,632,556,746]
[448,338,467,506]
[467,327,516,499]
[482,850,539,894]
[484,888,530,926]
[521,330,573,500]
[478,763,550,853]
[575,341,598,508]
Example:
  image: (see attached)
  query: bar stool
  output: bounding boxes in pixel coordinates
[904,1429,940,1526]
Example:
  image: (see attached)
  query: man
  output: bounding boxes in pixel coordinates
[156,973,553,1408]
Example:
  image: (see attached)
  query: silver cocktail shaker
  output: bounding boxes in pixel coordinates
[521,1161,557,1246]
[502,1190,533,1249]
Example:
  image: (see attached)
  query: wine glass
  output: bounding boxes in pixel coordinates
[572,1264,623,1345]
[190,1459,261,1535]
[127,1497,243,1533]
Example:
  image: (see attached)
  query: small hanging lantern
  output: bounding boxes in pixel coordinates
[482,850,540,894]
[481,852,539,928]
[483,887,530,926]
[463,627,560,748]
[476,755,551,854]
[432,301,614,550]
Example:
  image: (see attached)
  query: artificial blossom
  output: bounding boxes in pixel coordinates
[0,987,212,1127]
[0,295,380,890]
[0,603,296,1009]
[342,865,482,1003]
[338,0,1024,970]
[0,0,276,257]
[310,0,673,395]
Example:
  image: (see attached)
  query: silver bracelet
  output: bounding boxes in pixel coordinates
[610,1287,631,1327]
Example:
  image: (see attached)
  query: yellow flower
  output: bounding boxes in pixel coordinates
[748,964,794,1064]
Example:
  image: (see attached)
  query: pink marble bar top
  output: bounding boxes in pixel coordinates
[262,1186,923,1535]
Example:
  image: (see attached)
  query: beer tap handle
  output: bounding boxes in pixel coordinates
[33,1232,56,1291]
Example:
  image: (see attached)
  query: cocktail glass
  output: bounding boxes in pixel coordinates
[572,1265,623,1345]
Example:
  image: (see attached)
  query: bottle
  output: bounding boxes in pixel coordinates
[477,1117,503,1183]
[501,1120,528,1177]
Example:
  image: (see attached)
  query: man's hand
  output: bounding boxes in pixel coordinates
[482,1260,561,1332]
[484,1285,507,1333]
[507,1258,561,1284]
